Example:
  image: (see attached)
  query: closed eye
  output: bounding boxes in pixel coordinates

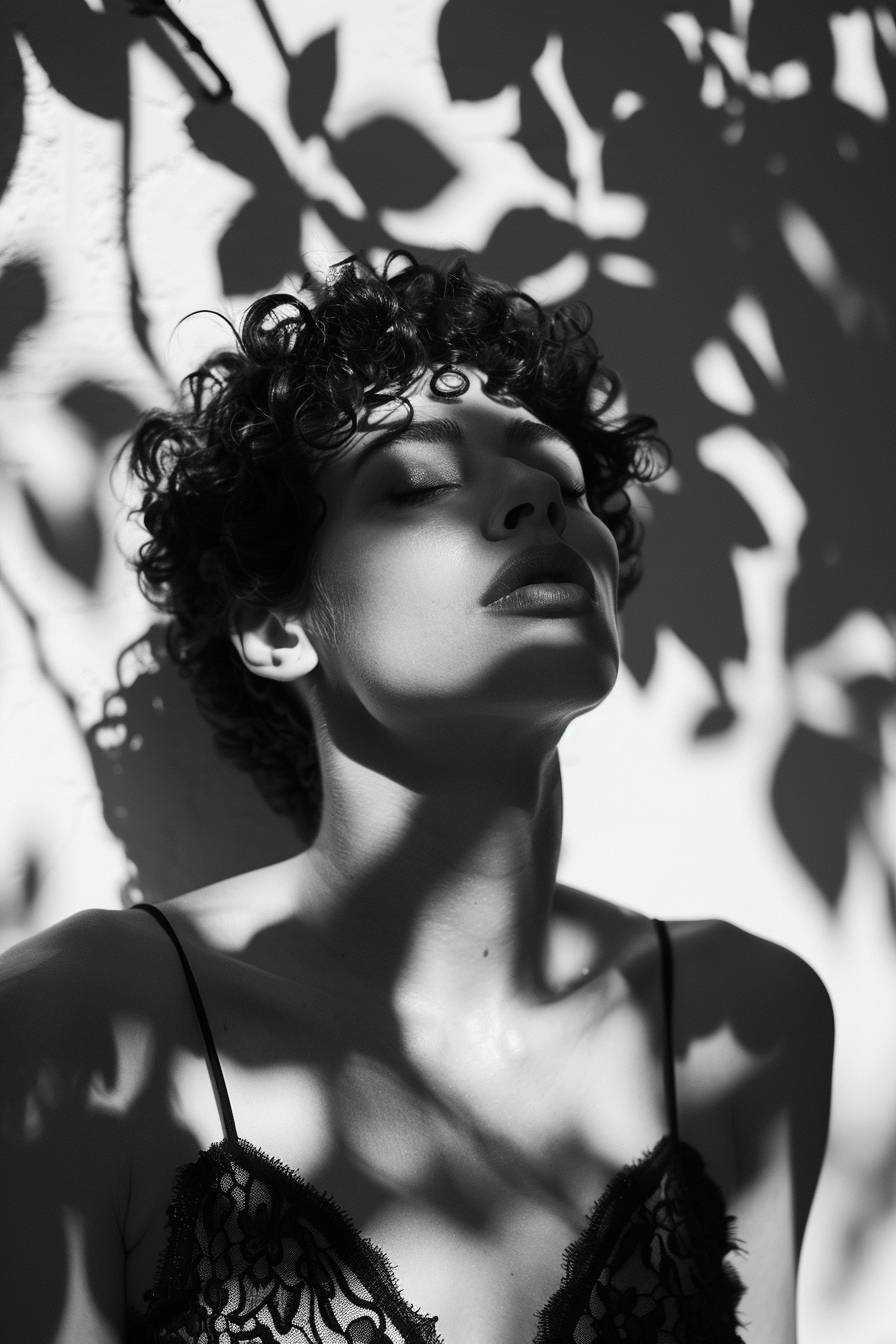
[390,481,587,507]
[388,484,455,506]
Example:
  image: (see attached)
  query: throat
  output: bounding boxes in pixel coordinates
[293,791,564,1008]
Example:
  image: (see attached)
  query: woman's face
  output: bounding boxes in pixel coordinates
[301,368,621,739]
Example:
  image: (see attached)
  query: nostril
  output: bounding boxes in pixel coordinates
[503,498,567,533]
[504,501,535,528]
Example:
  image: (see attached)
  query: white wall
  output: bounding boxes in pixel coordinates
[1,2,895,1337]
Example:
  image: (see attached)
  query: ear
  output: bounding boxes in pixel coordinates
[229,600,319,682]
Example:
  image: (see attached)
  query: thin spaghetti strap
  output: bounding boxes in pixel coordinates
[651,917,680,1141]
[131,902,239,1145]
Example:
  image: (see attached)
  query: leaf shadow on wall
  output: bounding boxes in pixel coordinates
[0,0,892,934]
[0,8,466,926]
[0,0,893,1316]
[0,0,891,941]
[2,4,895,923]
[440,0,896,928]
[441,0,896,1291]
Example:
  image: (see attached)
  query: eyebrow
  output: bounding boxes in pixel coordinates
[350,415,578,477]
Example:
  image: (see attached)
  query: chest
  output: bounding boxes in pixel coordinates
[123,998,678,1343]
[125,1120,741,1344]
[121,926,741,1344]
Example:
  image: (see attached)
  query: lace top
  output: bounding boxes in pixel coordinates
[126,907,746,1344]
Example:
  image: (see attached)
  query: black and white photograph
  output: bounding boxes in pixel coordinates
[0,4,893,1340]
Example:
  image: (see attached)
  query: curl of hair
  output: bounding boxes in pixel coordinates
[121,252,669,832]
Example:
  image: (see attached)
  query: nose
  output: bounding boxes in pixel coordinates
[492,466,567,538]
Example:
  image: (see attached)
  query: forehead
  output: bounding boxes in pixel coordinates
[310,367,580,492]
[356,367,517,435]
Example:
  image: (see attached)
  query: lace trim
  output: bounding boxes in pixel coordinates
[535,1136,746,1344]
[127,1135,746,1344]
[129,1137,442,1344]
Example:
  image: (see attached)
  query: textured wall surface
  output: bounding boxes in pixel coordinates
[1,2,895,1337]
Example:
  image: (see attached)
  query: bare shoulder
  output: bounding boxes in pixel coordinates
[0,903,165,1023]
[0,905,181,1161]
[668,918,833,1119]
[666,916,834,1057]
[1,906,120,1034]
[0,907,163,1341]
[670,919,834,1283]
[648,915,833,1341]
[0,905,170,1140]
[551,889,833,1078]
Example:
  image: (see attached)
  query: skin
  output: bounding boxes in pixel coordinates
[0,367,833,1344]
[234,366,622,1009]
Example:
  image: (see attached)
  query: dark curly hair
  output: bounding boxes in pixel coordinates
[122,251,669,835]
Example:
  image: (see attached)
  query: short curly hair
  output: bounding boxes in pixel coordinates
[123,251,669,834]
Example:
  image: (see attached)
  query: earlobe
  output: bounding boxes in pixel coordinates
[229,601,319,682]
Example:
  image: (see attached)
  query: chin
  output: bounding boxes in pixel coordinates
[493,645,621,721]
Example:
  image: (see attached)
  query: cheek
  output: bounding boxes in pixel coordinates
[323,522,467,619]
[307,532,476,699]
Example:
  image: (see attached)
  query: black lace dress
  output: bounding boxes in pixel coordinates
[126,907,745,1344]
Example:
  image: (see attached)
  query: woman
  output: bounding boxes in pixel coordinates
[0,254,833,1343]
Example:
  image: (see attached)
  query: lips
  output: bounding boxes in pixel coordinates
[480,542,597,606]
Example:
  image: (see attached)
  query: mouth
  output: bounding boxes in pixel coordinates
[479,542,597,607]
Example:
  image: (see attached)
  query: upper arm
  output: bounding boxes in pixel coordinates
[720,926,835,1343]
[0,913,129,1342]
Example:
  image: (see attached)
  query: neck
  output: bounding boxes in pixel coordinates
[289,716,567,1011]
